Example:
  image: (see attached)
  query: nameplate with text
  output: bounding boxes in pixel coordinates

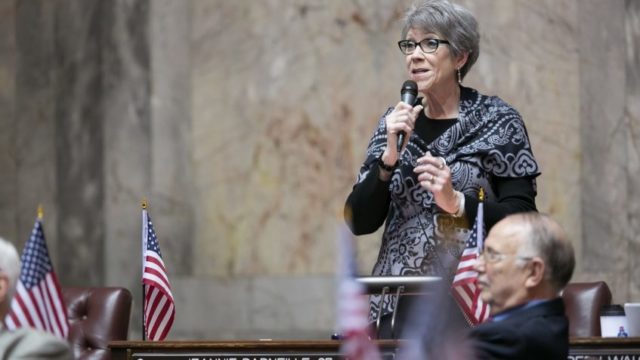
[131,353,396,360]
[568,354,640,360]
[568,337,640,360]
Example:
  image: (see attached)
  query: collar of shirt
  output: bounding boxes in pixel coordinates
[490,299,549,322]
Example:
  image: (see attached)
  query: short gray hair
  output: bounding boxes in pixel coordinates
[0,237,21,302]
[513,213,576,292]
[401,0,480,80]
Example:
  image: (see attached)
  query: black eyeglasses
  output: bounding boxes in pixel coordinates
[398,38,450,55]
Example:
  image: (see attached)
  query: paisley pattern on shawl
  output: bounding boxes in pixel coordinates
[353,86,540,321]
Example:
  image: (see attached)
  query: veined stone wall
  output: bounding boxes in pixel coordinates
[0,0,637,339]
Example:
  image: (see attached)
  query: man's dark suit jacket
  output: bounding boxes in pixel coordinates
[469,298,569,360]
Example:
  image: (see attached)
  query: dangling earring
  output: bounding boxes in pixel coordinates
[457,68,462,84]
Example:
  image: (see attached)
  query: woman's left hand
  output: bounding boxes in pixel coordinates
[414,152,459,214]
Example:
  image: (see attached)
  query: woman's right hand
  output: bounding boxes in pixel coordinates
[381,102,424,165]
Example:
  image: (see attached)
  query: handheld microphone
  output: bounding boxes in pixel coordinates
[397,80,418,153]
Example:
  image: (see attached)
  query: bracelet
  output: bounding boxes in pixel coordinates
[377,155,399,172]
[453,191,465,217]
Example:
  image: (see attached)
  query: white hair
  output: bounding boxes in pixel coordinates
[512,213,575,292]
[0,237,21,301]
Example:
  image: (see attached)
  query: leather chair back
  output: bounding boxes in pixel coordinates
[63,287,133,360]
[562,281,612,337]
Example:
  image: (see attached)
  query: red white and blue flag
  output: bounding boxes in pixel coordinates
[4,216,69,339]
[337,223,381,360]
[142,208,175,340]
[451,199,490,325]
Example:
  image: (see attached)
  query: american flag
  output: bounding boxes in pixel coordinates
[4,217,69,338]
[451,199,490,325]
[337,223,381,360]
[142,208,175,340]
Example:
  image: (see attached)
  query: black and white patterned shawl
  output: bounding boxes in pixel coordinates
[354,86,540,320]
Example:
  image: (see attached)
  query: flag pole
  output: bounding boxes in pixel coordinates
[477,188,484,249]
[141,198,147,341]
[138,199,176,340]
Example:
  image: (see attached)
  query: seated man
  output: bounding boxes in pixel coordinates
[0,236,73,360]
[469,212,575,360]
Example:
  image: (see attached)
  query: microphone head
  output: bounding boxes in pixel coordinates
[401,80,418,96]
[400,80,418,105]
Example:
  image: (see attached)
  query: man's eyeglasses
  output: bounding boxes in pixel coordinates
[398,38,450,55]
[479,248,535,264]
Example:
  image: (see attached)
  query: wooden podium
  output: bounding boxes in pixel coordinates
[110,338,640,360]
[356,275,442,338]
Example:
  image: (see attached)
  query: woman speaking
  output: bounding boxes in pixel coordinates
[345,0,540,325]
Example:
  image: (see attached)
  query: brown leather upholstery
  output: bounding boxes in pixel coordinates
[63,287,133,360]
[562,281,612,337]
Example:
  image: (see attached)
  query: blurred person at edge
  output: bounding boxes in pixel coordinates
[468,212,575,360]
[344,0,540,330]
[0,237,72,360]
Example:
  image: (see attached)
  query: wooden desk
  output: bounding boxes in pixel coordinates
[110,338,640,360]
[569,337,640,359]
[109,340,399,360]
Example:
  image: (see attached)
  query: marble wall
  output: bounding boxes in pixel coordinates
[624,0,640,302]
[0,0,638,340]
[578,0,630,301]
[0,1,15,239]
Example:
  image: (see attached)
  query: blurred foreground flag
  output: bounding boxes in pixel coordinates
[336,221,381,360]
[5,210,69,339]
[142,206,175,340]
[451,193,490,325]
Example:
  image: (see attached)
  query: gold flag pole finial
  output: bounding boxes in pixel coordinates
[37,204,44,219]
[141,198,148,210]
[479,187,485,202]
